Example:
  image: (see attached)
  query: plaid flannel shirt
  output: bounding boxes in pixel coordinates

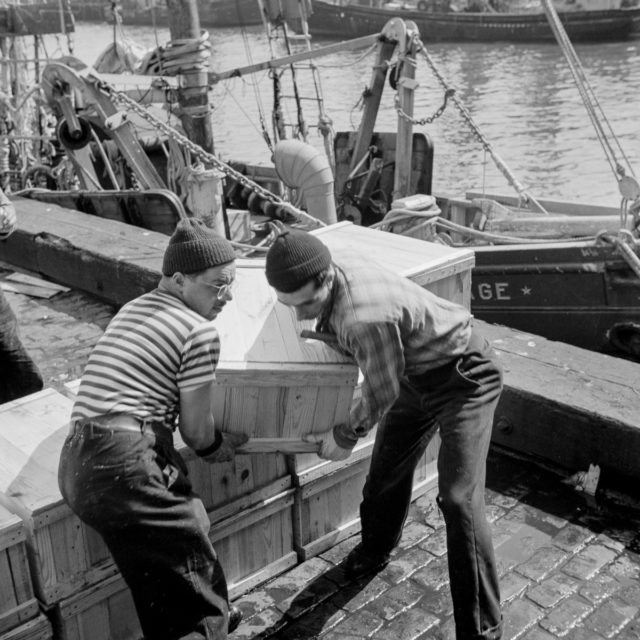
[318,253,472,447]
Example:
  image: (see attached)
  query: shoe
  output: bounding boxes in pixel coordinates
[228,604,242,633]
[343,544,390,580]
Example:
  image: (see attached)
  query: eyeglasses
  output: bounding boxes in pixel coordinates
[196,280,235,300]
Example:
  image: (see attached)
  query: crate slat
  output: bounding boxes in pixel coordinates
[0,390,117,606]
[0,614,52,640]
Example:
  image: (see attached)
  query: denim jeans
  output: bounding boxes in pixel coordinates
[360,331,503,640]
[0,288,43,403]
[58,420,230,640]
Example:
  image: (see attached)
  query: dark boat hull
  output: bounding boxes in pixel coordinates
[308,0,640,41]
[470,242,640,354]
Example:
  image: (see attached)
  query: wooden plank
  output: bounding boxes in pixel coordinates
[465,191,620,217]
[51,574,140,640]
[208,489,297,599]
[311,221,475,281]
[237,438,320,454]
[476,319,640,480]
[0,389,117,605]
[483,214,623,238]
[209,34,379,84]
[0,614,52,640]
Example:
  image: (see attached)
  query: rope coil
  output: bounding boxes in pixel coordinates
[138,31,211,77]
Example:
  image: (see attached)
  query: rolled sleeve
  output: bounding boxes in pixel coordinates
[345,321,405,439]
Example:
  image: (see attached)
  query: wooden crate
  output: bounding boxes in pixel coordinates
[311,221,474,308]
[284,222,473,476]
[209,261,359,448]
[49,574,141,640]
[208,485,297,600]
[64,380,291,516]
[0,506,38,634]
[49,483,296,639]
[0,614,52,640]
[293,435,440,561]
[0,390,116,606]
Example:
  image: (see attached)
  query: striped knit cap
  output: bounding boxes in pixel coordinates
[265,229,331,293]
[162,218,236,276]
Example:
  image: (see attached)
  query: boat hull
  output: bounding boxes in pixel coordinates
[308,1,640,41]
[471,242,640,354]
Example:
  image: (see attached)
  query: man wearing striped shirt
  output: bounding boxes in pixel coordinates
[58,219,246,640]
[266,228,504,640]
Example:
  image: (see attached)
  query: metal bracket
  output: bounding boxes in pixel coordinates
[104,112,129,131]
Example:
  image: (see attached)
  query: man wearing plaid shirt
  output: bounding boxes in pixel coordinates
[266,228,504,640]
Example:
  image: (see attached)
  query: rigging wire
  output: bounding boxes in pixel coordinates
[238,11,273,152]
[416,39,549,214]
[540,0,636,187]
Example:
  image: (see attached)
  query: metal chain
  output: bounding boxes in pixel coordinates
[414,39,549,214]
[86,73,326,228]
[394,88,455,126]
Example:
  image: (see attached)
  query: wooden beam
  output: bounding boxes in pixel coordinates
[208,35,380,84]
[465,191,620,217]
[0,197,166,306]
[477,319,640,482]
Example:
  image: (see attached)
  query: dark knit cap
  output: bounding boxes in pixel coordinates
[265,229,331,293]
[162,218,236,276]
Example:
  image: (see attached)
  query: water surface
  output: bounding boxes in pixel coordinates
[58,22,640,205]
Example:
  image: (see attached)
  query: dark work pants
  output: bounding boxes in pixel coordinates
[0,287,43,403]
[360,331,503,640]
[58,421,229,640]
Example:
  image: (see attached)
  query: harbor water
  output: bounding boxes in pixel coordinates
[52,21,640,205]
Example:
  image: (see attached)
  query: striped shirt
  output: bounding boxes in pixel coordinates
[318,253,472,443]
[72,289,220,426]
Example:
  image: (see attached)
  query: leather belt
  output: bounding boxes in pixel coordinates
[69,414,173,442]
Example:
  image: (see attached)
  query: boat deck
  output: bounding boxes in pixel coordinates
[2,264,640,640]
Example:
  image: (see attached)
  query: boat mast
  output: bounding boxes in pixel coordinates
[165,0,214,154]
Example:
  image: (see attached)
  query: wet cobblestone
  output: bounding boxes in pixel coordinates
[228,456,640,640]
[6,271,640,640]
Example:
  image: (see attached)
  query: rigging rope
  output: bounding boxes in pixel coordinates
[239,16,273,153]
[540,0,637,189]
[414,38,549,215]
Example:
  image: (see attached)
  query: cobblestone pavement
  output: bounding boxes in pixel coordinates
[228,450,640,640]
[5,272,640,640]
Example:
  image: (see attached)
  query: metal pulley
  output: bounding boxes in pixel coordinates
[56,117,93,150]
[619,175,640,201]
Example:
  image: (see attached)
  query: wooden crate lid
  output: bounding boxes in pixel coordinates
[0,389,73,522]
[310,221,475,284]
[222,221,474,382]
[213,265,357,384]
[0,502,26,551]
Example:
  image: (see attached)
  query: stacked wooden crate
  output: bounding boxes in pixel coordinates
[0,389,129,640]
[0,221,474,638]
[0,504,51,640]
[205,257,360,590]
[222,221,474,561]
